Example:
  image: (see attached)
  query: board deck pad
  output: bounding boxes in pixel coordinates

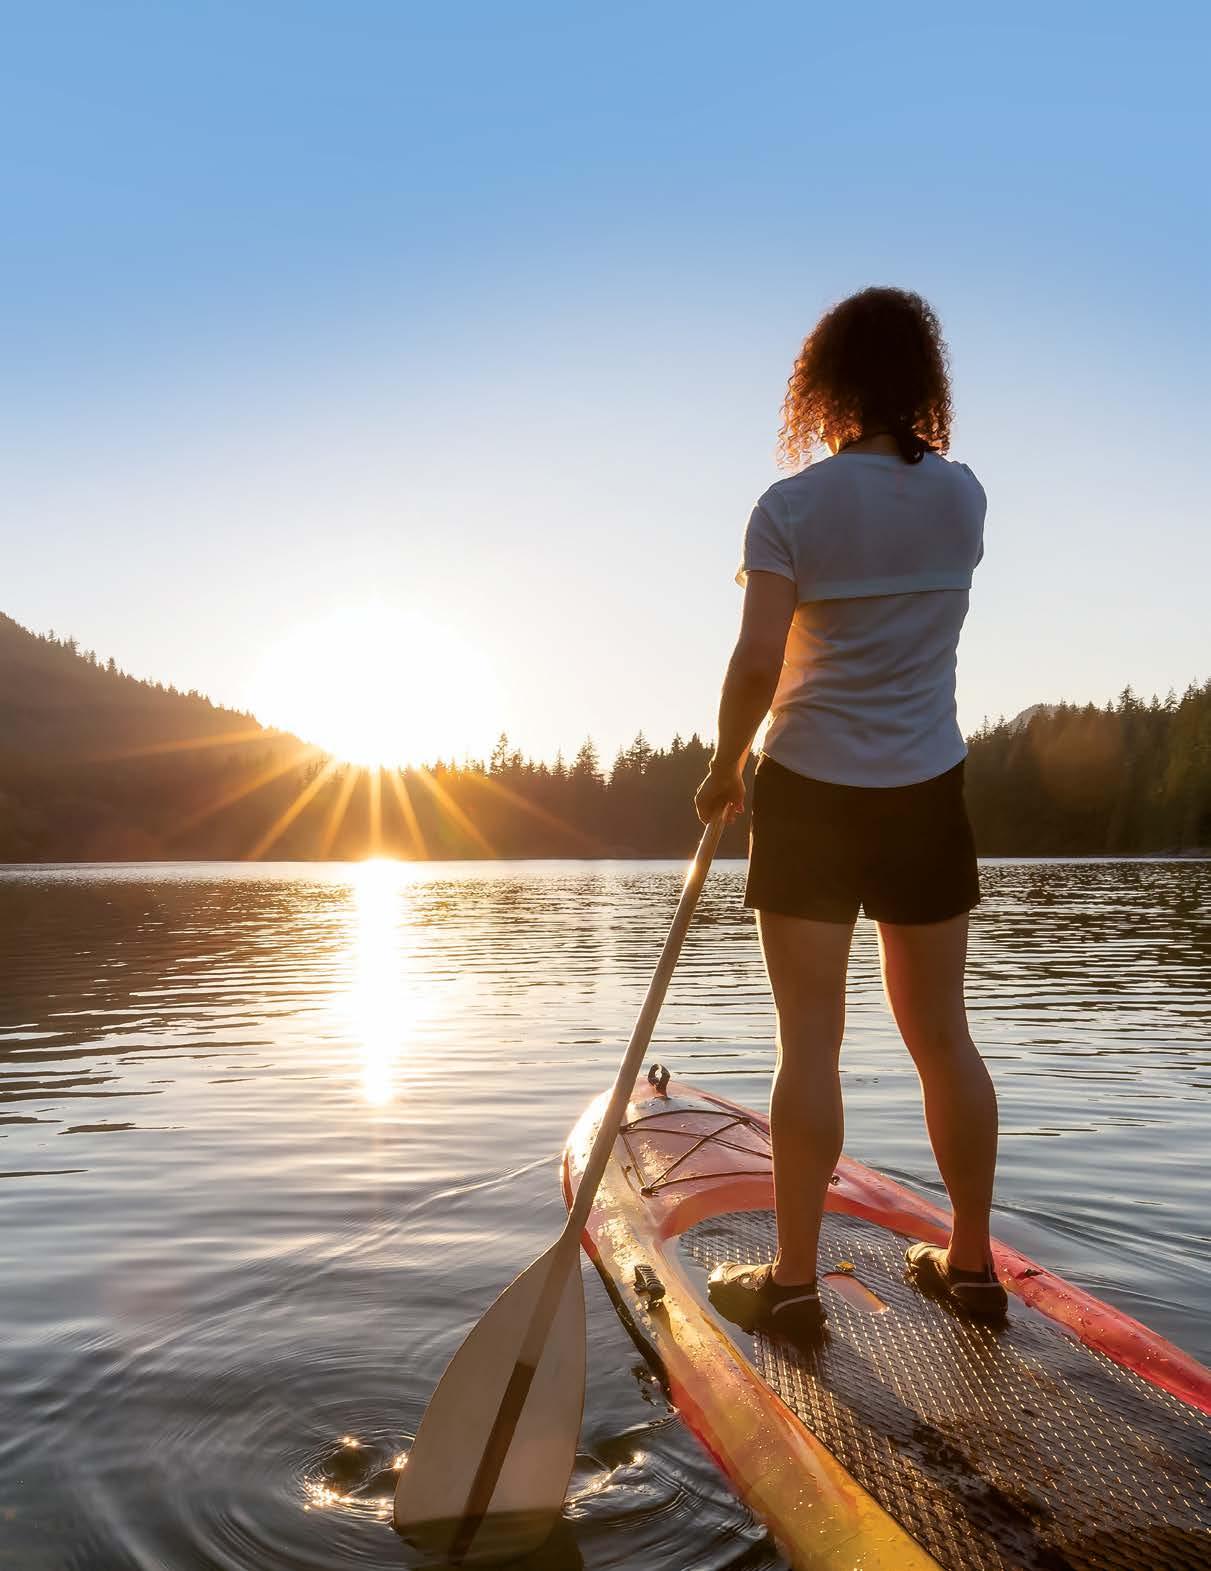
[680,1209,1211,1571]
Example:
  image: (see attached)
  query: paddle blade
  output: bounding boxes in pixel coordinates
[394,1242,587,1566]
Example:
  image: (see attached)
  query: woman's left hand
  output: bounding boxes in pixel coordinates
[694,763,746,826]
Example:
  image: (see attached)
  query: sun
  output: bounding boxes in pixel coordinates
[249,604,498,768]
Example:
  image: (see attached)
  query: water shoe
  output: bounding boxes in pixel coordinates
[905,1243,1008,1320]
[707,1261,826,1337]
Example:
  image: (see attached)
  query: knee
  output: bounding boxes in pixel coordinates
[902,1021,976,1066]
[775,1015,844,1064]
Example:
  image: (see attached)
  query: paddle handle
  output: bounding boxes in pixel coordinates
[562,811,727,1244]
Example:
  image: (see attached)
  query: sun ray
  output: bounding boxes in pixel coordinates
[319,764,362,859]
[92,725,273,763]
[247,756,342,859]
[367,766,383,857]
[173,744,321,833]
[464,773,607,854]
[410,766,494,856]
[384,767,427,859]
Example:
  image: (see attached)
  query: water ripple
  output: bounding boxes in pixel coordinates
[0,857,1208,1569]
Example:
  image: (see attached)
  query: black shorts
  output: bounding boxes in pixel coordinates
[745,755,980,926]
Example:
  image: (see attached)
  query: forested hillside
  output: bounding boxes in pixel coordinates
[1,614,1208,861]
[0,615,310,860]
[966,686,1211,854]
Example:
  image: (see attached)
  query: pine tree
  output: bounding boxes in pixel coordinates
[572,738,601,782]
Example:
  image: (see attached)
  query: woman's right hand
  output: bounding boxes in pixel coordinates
[694,762,745,826]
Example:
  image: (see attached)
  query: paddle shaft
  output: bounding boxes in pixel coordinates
[562,810,728,1245]
[447,813,726,1560]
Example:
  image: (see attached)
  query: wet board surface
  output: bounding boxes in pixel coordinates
[682,1208,1211,1571]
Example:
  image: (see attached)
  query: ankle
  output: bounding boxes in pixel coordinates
[945,1246,992,1276]
[771,1259,818,1289]
[946,1222,992,1272]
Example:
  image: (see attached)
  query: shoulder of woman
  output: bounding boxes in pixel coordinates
[948,459,987,504]
[759,460,840,517]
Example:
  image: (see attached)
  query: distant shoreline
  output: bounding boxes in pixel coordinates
[3,851,1209,871]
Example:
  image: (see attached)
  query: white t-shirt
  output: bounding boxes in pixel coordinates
[738,450,986,788]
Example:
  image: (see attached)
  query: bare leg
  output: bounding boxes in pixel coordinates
[877,915,999,1272]
[757,912,854,1286]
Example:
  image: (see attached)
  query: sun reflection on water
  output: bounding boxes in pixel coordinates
[347,858,421,1105]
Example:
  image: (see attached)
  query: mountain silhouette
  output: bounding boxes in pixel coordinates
[0,614,317,860]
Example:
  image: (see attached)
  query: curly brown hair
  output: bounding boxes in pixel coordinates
[778,287,952,468]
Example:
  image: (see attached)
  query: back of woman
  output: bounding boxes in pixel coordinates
[744,446,986,786]
[695,286,1007,1337]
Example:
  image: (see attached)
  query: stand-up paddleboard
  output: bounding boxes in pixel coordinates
[563,1068,1211,1571]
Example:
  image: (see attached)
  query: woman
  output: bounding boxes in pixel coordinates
[694,286,1006,1335]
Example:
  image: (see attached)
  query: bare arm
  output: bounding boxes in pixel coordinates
[695,570,797,824]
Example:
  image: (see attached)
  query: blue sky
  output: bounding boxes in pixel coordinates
[4,1,1208,766]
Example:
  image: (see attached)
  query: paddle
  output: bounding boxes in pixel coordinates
[393,811,728,1565]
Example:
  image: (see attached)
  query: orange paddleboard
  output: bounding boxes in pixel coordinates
[563,1069,1211,1571]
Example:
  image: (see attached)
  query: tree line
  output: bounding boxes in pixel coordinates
[965,684,1211,855]
[1,615,1208,860]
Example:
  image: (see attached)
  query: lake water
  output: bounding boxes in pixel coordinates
[1,858,1208,1571]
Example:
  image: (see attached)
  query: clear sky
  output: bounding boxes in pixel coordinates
[4,1,1208,767]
